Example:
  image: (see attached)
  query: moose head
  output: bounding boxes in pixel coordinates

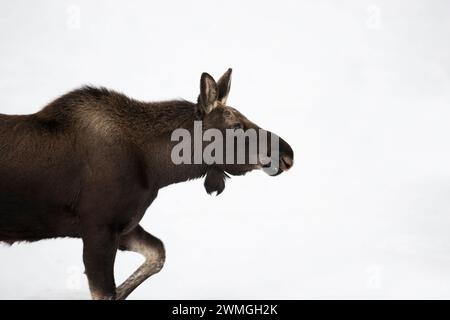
[171,69,294,195]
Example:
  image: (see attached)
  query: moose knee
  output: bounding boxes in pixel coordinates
[149,240,165,272]
[138,236,165,272]
[120,227,166,272]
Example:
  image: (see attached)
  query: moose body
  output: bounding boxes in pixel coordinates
[0,69,293,299]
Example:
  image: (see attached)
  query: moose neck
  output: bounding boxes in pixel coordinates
[132,100,208,189]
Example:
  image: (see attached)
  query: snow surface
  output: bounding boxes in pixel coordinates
[1,0,450,299]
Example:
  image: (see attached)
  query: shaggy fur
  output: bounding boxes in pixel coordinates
[0,69,293,299]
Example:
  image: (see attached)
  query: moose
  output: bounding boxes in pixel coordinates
[0,69,293,299]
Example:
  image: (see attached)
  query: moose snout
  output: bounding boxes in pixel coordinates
[279,137,294,172]
[280,154,293,171]
[261,135,294,176]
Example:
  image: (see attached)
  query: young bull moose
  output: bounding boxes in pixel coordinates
[0,69,294,299]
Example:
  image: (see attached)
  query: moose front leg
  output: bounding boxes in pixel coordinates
[116,224,165,300]
[82,228,119,300]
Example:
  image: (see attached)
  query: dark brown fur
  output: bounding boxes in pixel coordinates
[0,69,293,299]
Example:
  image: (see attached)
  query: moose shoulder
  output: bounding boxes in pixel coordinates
[0,69,293,299]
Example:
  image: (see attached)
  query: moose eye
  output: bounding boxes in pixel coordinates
[231,123,243,130]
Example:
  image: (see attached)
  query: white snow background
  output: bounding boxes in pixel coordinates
[1,0,450,299]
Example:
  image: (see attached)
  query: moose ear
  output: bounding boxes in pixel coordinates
[199,72,218,114]
[216,68,232,105]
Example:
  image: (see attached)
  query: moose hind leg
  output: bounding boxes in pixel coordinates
[116,225,165,300]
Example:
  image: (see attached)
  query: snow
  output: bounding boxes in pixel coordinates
[1,0,450,299]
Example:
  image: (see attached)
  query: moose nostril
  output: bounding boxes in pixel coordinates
[281,155,293,169]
